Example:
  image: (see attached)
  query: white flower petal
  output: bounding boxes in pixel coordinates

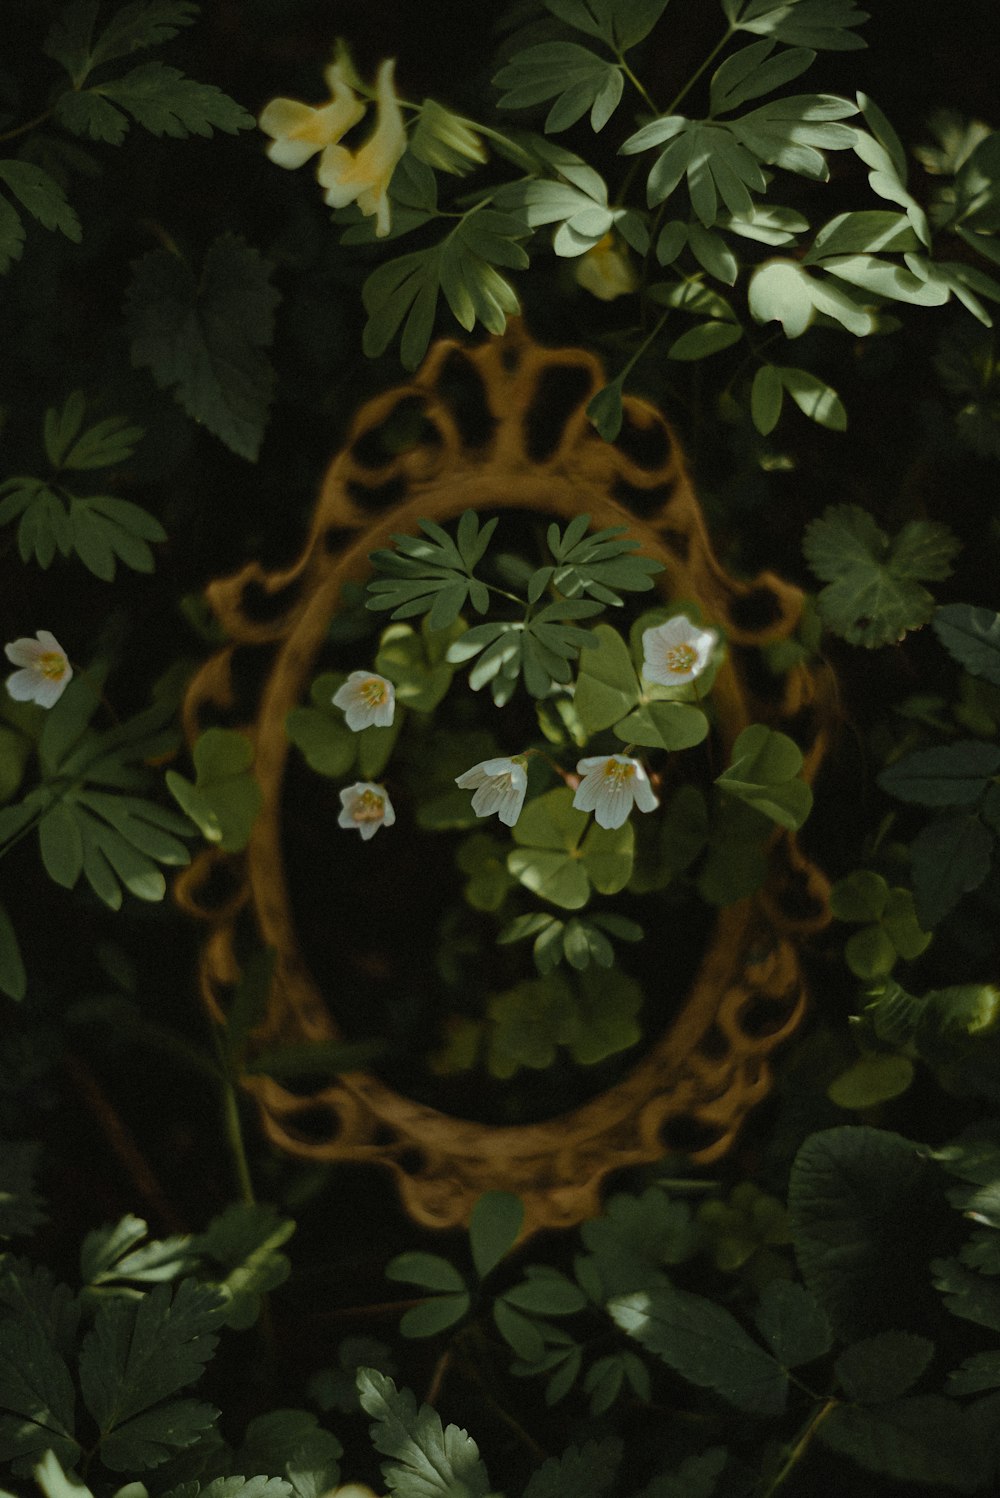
[4,631,72,708]
[455,756,527,827]
[572,754,658,829]
[332,671,395,732]
[337,780,394,838]
[5,667,41,701]
[641,614,718,687]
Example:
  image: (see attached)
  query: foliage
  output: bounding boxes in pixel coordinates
[5,4,1000,1498]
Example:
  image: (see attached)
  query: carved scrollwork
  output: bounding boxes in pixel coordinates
[175,324,834,1235]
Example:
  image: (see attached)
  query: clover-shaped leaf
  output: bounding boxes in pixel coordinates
[508,787,633,909]
[803,503,961,647]
[830,871,931,978]
[715,725,812,829]
[166,729,262,852]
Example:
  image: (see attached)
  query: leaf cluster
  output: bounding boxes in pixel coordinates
[0,393,164,580]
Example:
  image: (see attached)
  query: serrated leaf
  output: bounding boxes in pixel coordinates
[789,1126,942,1339]
[239,1409,342,1498]
[803,503,961,646]
[0,161,81,243]
[835,1332,934,1403]
[910,811,994,928]
[522,1437,622,1498]
[78,1279,226,1469]
[878,741,1000,806]
[0,1304,80,1471]
[44,1,199,85]
[609,1285,788,1414]
[357,1369,492,1498]
[753,1280,833,1367]
[934,603,1000,686]
[125,234,279,461]
[817,1396,985,1492]
[81,1215,190,1289]
[91,62,252,140]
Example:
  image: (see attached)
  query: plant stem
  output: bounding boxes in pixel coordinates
[617,53,658,114]
[758,1397,838,1497]
[0,107,55,143]
[665,29,734,116]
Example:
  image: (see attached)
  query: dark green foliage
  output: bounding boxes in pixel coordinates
[125,235,280,461]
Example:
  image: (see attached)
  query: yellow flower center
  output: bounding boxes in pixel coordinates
[360,677,388,706]
[602,759,635,786]
[352,790,384,823]
[665,643,697,674]
[38,652,67,680]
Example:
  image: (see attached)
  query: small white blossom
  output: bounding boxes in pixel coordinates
[338,781,395,840]
[332,671,395,731]
[573,754,659,830]
[641,614,718,687]
[4,630,72,708]
[455,755,528,827]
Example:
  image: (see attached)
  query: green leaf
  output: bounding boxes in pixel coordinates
[934,603,1000,686]
[633,1448,727,1498]
[621,118,768,227]
[574,624,640,731]
[502,1269,586,1316]
[614,701,708,751]
[357,1369,493,1498]
[239,1409,342,1498]
[878,741,1000,805]
[835,1332,934,1403]
[751,363,784,433]
[376,620,460,712]
[723,0,869,51]
[285,704,356,780]
[522,1438,622,1498]
[748,258,873,337]
[80,1215,189,1292]
[805,208,919,258]
[710,40,816,115]
[609,1284,788,1415]
[0,1286,80,1471]
[775,366,847,430]
[827,1053,915,1109]
[753,1280,833,1368]
[457,833,516,912]
[910,811,994,928]
[586,380,624,441]
[386,1253,467,1294]
[0,901,27,1002]
[803,503,961,647]
[546,0,670,47]
[78,1279,225,1470]
[715,724,812,829]
[0,193,25,272]
[193,1203,294,1331]
[399,1295,471,1339]
[492,43,624,133]
[469,1192,524,1280]
[125,234,280,461]
[0,160,81,244]
[581,1187,699,1297]
[45,1,199,85]
[166,728,261,852]
[0,1142,45,1239]
[666,321,743,360]
[493,1299,547,1362]
[817,1396,985,1493]
[789,1126,942,1339]
[948,1351,1000,1397]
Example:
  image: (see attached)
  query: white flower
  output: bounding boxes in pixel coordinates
[455,755,528,827]
[258,59,366,169]
[338,781,395,840]
[317,58,406,237]
[4,630,72,708]
[573,754,659,830]
[641,614,718,687]
[332,671,395,731]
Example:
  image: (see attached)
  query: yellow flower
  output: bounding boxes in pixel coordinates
[317,59,406,238]
[258,59,366,170]
[574,233,640,301]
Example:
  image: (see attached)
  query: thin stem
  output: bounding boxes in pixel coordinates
[0,107,54,144]
[758,1397,838,1497]
[213,1028,257,1206]
[665,28,734,116]
[617,53,658,114]
[0,808,44,862]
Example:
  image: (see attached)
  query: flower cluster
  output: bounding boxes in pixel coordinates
[331,670,396,838]
[4,630,72,708]
[259,56,406,237]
